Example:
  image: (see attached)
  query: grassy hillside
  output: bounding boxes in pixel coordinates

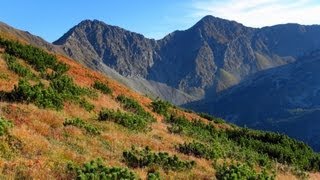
[0,36,320,179]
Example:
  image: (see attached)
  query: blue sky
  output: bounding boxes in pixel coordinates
[0,0,319,42]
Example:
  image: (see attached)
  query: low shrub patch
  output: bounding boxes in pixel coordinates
[166,114,320,171]
[0,37,60,72]
[8,79,64,110]
[166,114,218,142]
[216,163,274,180]
[0,72,9,80]
[6,77,95,111]
[198,112,225,124]
[68,158,136,179]
[0,117,13,136]
[98,109,152,131]
[116,95,155,121]
[0,37,96,111]
[64,118,100,135]
[93,81,112,95]
[226,128,320,171]
[123,146,195,171]
[177,141,219,160]
[78,98,95,112]
[50,75,86,98]
[151,99,171,117]
[4,54,35,79]
[147,170,161,180]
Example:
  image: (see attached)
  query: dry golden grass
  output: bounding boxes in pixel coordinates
[0,36,318,179]
[0,55,19,91]
[11,125,50,157]
[63,101,92,119]
[0,30,30,45]
[309,173,320,180]
[276,173,298,180]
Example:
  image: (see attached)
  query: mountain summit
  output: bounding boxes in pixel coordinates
[54,16,320,101]
[54,19,155,77]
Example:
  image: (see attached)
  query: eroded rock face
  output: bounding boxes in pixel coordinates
[54,20,157,78]
[53,16,320,102]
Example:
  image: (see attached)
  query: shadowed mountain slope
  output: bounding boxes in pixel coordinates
[185,50,320,151]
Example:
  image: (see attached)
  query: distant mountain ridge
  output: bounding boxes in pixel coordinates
[53,16,320,103]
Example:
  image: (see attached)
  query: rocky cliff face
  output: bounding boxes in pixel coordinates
[54,16,320,104]
[53,20,197,104]
[150,16,259,95]
[54,20,157,77]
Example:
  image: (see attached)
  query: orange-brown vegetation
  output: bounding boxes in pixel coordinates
[0,50,219,179]
[0,34,319,179]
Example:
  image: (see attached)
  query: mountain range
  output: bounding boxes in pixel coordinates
[3,18,320,179]
[2,15,320,178]
[51,15,320,150]
[2,16,320,151]
[53,16,320,104]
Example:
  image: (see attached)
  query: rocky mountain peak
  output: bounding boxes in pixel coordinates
[54,19,149,45]
[53,18,156,78]
[78,19,105,26]
[194,15,244,28]
[53,16,320,105]
[190,15,252,41]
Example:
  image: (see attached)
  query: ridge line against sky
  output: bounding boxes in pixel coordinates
[0,0,319,42]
